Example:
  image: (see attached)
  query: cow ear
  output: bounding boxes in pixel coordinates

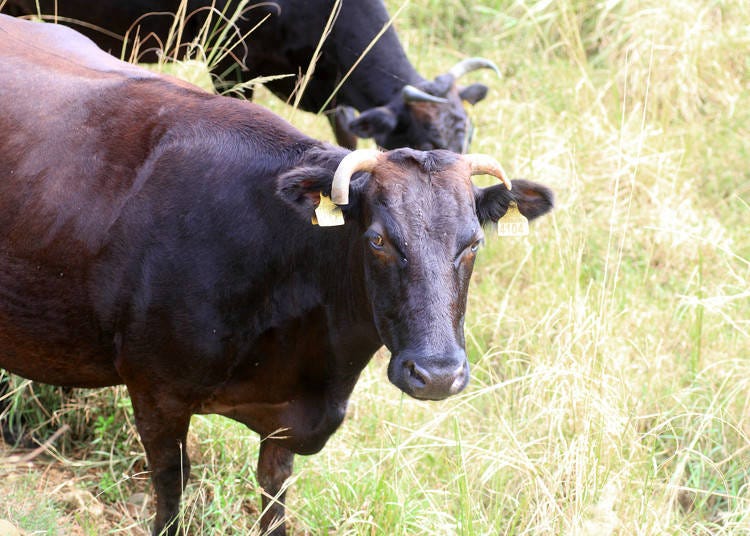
[277,165,365,222]
[459,83,489,105]
[348,107,397,139]
[277,166,334,214]
[329,106,359,150]
[475,178,554,226]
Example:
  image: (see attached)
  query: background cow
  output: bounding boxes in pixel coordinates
[0,14,552,536]
[2,0,499,152]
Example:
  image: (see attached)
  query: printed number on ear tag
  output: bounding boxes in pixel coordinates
[313,194,345,227]
[497,201,529,237]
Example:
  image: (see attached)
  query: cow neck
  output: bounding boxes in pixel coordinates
[307,223,382,352]
[325,2,424,110]
[336,58,423,111]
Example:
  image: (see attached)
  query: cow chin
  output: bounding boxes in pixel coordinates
[387,351,470,401]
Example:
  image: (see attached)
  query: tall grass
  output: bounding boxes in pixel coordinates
[1,0,749,534]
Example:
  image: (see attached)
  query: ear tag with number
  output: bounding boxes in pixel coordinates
[313,193,345,227]
[497,201,529,237]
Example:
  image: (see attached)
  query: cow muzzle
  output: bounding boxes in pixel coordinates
[387,351,469,401]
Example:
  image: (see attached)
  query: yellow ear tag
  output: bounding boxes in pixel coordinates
[497,201,529,237]
[313,193,345,227]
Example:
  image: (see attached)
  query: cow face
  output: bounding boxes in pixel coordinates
[336,57,501,152]
[347,77,489,153]
[278,148,554,400]
[357,150,480,399]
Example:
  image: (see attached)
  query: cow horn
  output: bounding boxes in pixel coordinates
[402,85,448,104]
[331,149,380,205]
[448,57,501,80]
[463,154,512,191]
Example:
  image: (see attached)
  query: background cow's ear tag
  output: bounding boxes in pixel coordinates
[313,193,345,227]
[497,201,529,237]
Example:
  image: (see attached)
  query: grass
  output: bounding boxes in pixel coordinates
[1,0,749,534]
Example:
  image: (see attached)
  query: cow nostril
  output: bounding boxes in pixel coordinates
[404,360,426,388]
[450,363,468,394]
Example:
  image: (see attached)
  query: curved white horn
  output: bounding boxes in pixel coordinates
[402,85,448,104]
[448,57,500,79]
[331,149,380,205]
[463,154,512,191]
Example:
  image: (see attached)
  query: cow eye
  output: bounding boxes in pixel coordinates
[369,234,384,250]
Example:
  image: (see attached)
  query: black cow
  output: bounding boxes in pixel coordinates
[3,0,499,152]
[0,14,553,536]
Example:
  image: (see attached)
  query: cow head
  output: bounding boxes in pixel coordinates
[278,148,553,400]
[346,58,499,153]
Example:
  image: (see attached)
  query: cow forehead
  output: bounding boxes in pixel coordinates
[408,86,464,122]
[376,149,470,185]
[366,151,475,217]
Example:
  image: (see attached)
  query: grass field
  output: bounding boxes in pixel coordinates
[1,0,749,534]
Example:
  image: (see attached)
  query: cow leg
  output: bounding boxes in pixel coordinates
[0,374,32,447]
[257,439,294,536]
[0,374,14,444]
[128,389,192,536]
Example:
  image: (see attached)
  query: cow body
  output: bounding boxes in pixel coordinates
[1,15,371,453]
[0,14,553,536]
[3,0,496,151]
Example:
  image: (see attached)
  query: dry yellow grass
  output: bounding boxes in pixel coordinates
[1,0,749,534]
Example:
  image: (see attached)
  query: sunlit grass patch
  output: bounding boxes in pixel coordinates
[0,0,749,534]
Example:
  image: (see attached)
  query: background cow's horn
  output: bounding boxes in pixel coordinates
[448,57,501,80]
[464,154,512,191]
[402,85,448,104]
[331,149,380,205]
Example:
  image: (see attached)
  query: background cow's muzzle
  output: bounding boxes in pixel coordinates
[387,350,469,400]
